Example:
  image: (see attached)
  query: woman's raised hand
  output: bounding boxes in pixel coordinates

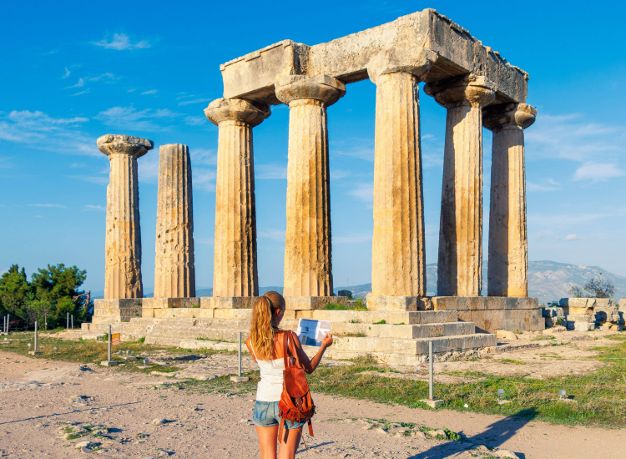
[322,333,333,348]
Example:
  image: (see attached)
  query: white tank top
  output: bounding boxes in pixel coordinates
[254,357,285,401]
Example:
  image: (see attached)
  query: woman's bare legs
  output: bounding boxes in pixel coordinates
[255,425,278,459]
[278,427,302,459]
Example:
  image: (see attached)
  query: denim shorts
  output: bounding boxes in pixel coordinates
[252,401,305,429]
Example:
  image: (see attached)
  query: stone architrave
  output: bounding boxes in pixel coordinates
[275,75,345,299]
[484,103,536,297]
[205,98,269,297]
[368,68,427,306]
[426,76,495,297]
[97,134,153,299]
[154,144,196,298]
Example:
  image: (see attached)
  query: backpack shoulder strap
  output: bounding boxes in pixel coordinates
[282,331,291,368]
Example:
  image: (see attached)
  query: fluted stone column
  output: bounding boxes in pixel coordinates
[154,144,195,298]
[485,103,536,297]
[205,98,269,299]
[275,75,345,304]
[367,70,426,309]
[97,134,153,299]
[426,76,495,297]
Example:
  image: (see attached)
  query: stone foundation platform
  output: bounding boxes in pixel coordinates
[284,296,349,310]
[92,299,143,324]
[430,297,544,333]
[84,302,496,369]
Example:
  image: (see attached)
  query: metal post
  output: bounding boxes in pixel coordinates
[6,314,9,334]
[428,340,434,400]
[71,314,74,329]
[108,324,112,363]
[238,331,243,377]
[66,312,70,329]
[34,321,39,353]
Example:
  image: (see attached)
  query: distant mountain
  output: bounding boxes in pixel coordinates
[337,261,626,304]
[92,262,626,304]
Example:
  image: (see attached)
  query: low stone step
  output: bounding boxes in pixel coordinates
[331,333,495,355]
[290,309,459,325]
[336,321,476,338]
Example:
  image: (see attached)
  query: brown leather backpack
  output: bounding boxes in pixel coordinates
[278,331,315,441]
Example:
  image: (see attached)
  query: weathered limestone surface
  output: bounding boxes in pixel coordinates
[426,77,495,297]
[220,9,527,105]
[485,104,536,297]
[369,70,426,303]
[91,299,142,324]
[97,134,153,299]
[205,98,269,297]
[431,296,543,332]
[276,75,345,298]
[154,144,195,298]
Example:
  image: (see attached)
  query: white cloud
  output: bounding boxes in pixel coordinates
[256,163,286,180]
[573,162,625,182]
[97,106,179,131]
[185,116,204,126]
[348,183,373,206]
[178,97,207,107]
[62,67,71,79]
[0,110,95,156]
[83,204,105,211]
[190,148,216,166]
[333,233,371,244]
[527,178,561,192]
[29,203,66,209]
[141,89,158,96]
[258,229,285,241]
[564,233,578,241]
[93,33,151,51]
[193,168,216,192]
[526,113,624,163]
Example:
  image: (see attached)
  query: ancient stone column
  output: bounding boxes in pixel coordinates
[368,70,426,303]
[426,76,495,297]
[205,98,269,298]
[275,75,345,299]
[484,103,536,297]
[154,144,196,298]
[97,134,153,299]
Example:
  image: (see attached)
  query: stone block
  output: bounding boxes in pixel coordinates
[142,298,200,309]
[285,296,348,310]
[566,314,595,332]
[201,296,258,309]
[92,299,142,324]
[365,295,422,311]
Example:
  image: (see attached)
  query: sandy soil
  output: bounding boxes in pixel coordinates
[1,350,624,459]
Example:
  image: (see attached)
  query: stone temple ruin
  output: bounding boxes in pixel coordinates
[84,9,545,366]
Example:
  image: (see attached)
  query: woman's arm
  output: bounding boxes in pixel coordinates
[245,337,256,362]
[290,332,333,374]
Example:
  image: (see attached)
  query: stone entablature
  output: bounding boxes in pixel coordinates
[220,9,527,105]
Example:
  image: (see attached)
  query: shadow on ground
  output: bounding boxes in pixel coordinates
[408,408,538,459]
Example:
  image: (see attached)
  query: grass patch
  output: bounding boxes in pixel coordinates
[373,320,386,325]
[323,301,367,311]
[305,335,626,427]
[497,358,525,365]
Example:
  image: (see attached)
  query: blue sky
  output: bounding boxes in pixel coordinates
[1,0,625,294]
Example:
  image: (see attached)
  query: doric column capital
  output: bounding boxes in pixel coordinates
[275,75,346,106]
[483,103,537,131]
[425,75,496,108]
[204,98,270,127]
[97,134,153,158]
[366,49,437,84]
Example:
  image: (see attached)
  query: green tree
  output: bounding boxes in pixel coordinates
[30,264,87,327]
[584,275,615,298]
[0,265,33,321]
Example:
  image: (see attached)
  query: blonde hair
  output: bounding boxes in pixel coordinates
[249,291,285,359]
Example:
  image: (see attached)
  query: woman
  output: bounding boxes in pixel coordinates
[246,291,333,459]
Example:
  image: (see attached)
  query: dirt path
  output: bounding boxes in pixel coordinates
[0,350,624,459]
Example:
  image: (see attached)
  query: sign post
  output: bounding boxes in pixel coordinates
[230,331,249,383]
[100,324,119,367]
[421,340,442,408]
[28,321,41,355]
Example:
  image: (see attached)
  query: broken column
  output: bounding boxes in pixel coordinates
[484,103,536,297]
[275,75,345,308]
[367,67,427,310]
[205,98,269,304]
[426,76,495,297]
[97,134,153,299]
[153,144,196,299]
